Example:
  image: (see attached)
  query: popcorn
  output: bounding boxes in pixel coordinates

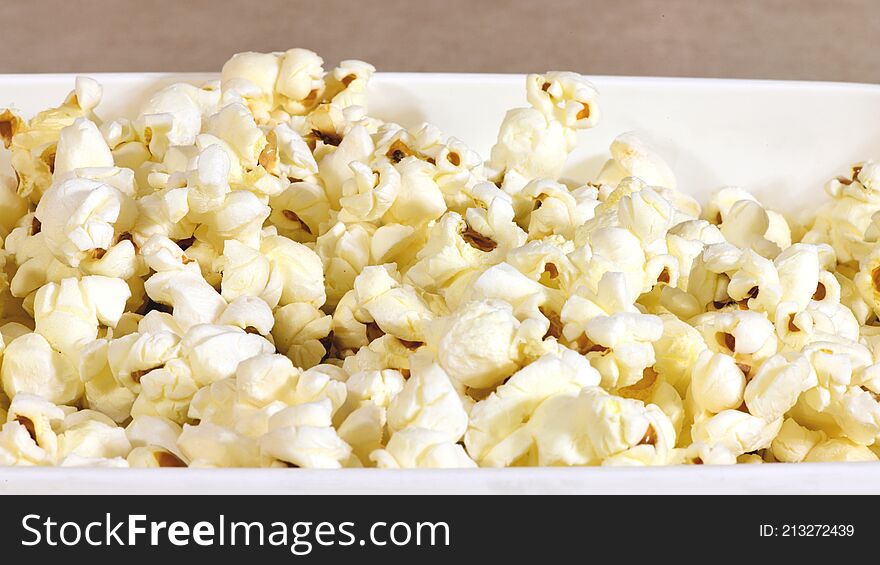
[205,361,347,439]
[143,268,227,330]
[463,184,528,254]
[59,455,128,467]
[206,103,266,169]
[57,411,131,461]
[34,276,131,357]
[775,244,830,309]
[260,399,352,468]
[691,309,777,370]
[432,138,485,211]
[0,419,55,465]
[326,59,375,110]
[804,438,878,462]
[600,402,678,466]
[270,124,320,182]
[383,158,447,226]
[276,49,325,115]
[770,417,825,462]
[690,351,746,414]
[269,181,328,242]
[137,310,183,336]
[520,179,598,240]
[35,176,137,268]
[5,393,65,461]
[1,332,81,405]
[133,185,193,242]
[465,348,600,466]
[596,132,676,189]
[855,245,880,318]
[0,177,29,238]
[76,338,131,421]
[457,262,554,324]
[233,353,296,408]
[4,47,880,471]
[314,221,372,308]
[260,235,326,308]
[339,161,400,223]
[318,125,375,206]
[617,187,677,252]
[5,77,103,202]
[827,385,880,445]
[371,222,421,269]
[186,144,231,216]
[140,83,220,153]
[341,334,413,375]
[690,410,783,459]
[335,403,384,464]
[331,290,370,353]
[107,330,182,392]
[187,377,236,429]
[805,162,880,263]
[212,296,268,334]
[127,446,187,468]
[528,387,674,466]
[272,302,332,368]
[652,315,708,396]
[178,422,262,467]
[291,365,348,413]
[574,226,649,299]
[648,380,685,438]
[489,108,575,187]
[261,424,353,468]
[505,237,578,292]
[581,312,663,389]
[743,354,816,421]
[371,427,476,469]
[405,212,488,294]
[425,299,526,389]
[718,199,781,259]
[800,339,871,413]
[221,52,281,120]
[53,118,114,177]
[129,359,198,424]
[346,369,406,409]
[386,355,468,442]
[218,240,273,303]
[195,189,270,249]
[181,324,275,386]
[353,264,434,343]
[526,71,600,129]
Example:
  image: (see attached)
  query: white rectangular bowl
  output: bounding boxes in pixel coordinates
[2,72,880,494]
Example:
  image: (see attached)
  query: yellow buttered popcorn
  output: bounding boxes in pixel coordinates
[2,332,81,405]
[259,399,354,468]
[35,175,137,269]
[3,46,880,471]
[386,354,468,443]
[690,351,747,414]
[596,132,677,191]
[464,347,600,466]
[528,386,676,466]
[371,427,476,469]
[5,77,103,203]
[34,275,131,358]
[525,71,600,130]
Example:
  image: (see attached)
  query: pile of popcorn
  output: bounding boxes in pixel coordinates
[1,48,879,469]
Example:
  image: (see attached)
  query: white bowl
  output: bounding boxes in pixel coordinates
[2,72,880,493]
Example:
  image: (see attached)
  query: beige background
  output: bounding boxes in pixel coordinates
[3,0,879,82]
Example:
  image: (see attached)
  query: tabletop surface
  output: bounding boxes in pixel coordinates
[3,0,878,83]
